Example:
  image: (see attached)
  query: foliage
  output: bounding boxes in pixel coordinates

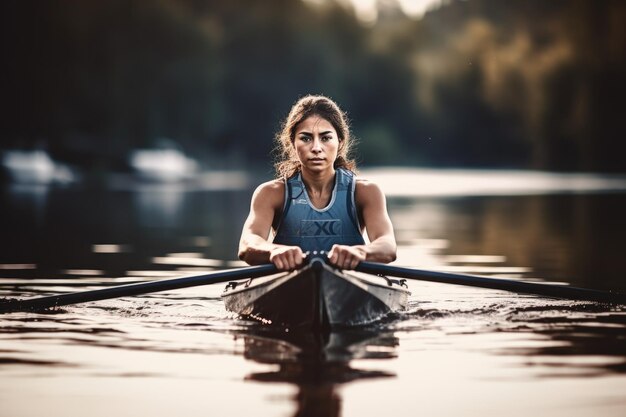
[1,0,624,172]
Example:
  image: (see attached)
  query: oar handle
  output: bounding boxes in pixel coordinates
[356,261,626,304]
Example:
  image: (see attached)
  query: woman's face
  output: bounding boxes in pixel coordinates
[293,116,339,174]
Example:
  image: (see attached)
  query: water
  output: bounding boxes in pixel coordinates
[1,169,625,417]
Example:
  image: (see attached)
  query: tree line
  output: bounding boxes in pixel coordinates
[2,0,624,173]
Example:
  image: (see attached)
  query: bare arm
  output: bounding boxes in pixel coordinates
[327,179,397,269]
[238,180,305,270]
[357,179,397,262]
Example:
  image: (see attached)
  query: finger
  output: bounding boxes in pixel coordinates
[270,250,284,270]
[295,250,305,266]
[327,246,337,263]
[351,251,364,269]
[336,252,346,269]
[341,247,359,269]
[350,257,360,270]
[281,251,290,270]
[287,250,297,270]
[274,257,284,270]
[343,256,352,270]
[328,248,338,265]
[334,246,346,265]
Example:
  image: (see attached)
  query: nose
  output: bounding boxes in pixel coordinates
[311,138,322,153]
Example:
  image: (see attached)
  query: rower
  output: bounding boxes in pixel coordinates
[238,95,397,271]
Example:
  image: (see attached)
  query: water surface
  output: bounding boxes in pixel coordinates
[1,169,625,417]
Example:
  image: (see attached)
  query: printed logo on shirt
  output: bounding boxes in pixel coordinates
[293,198,308,205]
[300,220,341,237]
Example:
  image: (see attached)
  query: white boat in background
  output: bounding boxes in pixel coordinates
[129,147,198,182]
[112,141,247,191]
[1,150,75,184]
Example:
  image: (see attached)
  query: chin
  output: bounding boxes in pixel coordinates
[307,163,329,170]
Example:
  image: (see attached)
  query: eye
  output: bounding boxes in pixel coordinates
[321,135,333,142]
[298,135,311,142]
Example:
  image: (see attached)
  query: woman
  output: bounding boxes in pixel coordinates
[238,95,396,271]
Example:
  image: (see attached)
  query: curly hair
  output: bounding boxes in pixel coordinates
[274,95,357,178]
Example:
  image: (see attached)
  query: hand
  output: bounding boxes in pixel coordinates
[269,246,305,271]
[327,245,366,270]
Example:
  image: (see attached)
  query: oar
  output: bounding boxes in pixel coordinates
[355,261,626,304]
[0,264,277,313]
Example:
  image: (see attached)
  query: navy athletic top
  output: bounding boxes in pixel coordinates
[273,168,365,252]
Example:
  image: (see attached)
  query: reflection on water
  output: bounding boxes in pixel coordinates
[1,169,625,417]
[242,329,398,417]
[134,188,187,228]
[391,194,626,291]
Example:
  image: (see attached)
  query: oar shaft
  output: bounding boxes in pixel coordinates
[1,264,277,313]
[356,261,626,304]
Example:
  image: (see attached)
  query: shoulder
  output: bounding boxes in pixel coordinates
[254,179,284,193]
[251,179,285,209]
[253,179,284,199]
[355,177,384,195]
[354,177,386,205]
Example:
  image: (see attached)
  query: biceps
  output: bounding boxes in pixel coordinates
[242,211,273,241]
[362,203,394,242]
[242,194,278,241]
[365,214,394,241]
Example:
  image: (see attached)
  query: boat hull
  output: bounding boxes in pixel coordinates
[221,261,410,329]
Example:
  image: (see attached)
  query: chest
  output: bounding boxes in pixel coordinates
[307,191,332,210]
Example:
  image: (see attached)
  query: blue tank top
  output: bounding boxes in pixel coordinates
[273,168,365,252]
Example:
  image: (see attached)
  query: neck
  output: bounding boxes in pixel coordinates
[300,167,336,194]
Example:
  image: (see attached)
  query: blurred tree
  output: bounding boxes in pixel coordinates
[1,0,624,173]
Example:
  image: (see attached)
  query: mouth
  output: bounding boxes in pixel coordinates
[309,157,325,162]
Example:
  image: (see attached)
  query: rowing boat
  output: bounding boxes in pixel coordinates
[222,259,410,328]
[221,258,410,329]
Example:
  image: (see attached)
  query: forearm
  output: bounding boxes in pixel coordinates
[359,236,397,264]
[238,234,279,265]
[239,234,306,270]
